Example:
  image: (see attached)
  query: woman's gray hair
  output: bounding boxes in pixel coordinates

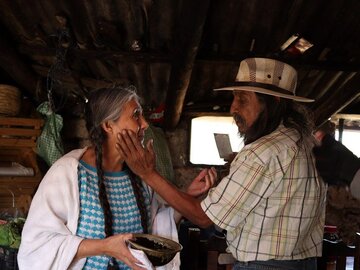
[85,85,140,140]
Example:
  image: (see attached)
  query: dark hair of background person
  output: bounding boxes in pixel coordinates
[85,86,149,269]
[315,120,336,137]
[243,93,314,145]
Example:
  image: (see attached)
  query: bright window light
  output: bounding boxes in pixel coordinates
[335,129,360,157]
[190,116,244,165]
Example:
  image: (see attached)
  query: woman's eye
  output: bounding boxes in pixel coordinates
[133,109,141,119]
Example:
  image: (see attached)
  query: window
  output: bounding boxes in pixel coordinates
[335,129,360,157]
[190,116,244,165]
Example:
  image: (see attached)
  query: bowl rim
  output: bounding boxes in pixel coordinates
[128,233,183,255]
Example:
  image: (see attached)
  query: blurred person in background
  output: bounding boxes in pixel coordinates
[313,120,360,200]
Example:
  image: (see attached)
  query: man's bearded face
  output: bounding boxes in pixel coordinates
[230,91,263,136]
[233,113,247,136]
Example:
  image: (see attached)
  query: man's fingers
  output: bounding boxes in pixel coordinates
[146,139,154,155]
[195,168,208,182]
[121,130,137,151]
[116,143,127,158]
[126,130,145,153]
[117,132,133,156]
[210,167,217,184]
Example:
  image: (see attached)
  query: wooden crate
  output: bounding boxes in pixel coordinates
[0,117,43,149]
[0,117,44,215]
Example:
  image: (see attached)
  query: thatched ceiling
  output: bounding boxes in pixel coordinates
[0,0,359,130]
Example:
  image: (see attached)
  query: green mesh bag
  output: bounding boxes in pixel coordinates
[36,102,64,166]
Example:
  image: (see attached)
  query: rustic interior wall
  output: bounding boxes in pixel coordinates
[165,117,201,190]
[325,186,360,245]
[62,117,90,153]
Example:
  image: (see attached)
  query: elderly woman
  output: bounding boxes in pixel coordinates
[18,86,216,270]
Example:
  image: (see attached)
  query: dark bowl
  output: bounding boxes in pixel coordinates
[128,233,182,266]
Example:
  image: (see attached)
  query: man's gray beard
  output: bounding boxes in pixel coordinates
[233,114,247,138]
[238,130,245,139]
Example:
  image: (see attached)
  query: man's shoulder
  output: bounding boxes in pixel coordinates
[240,127,299,164]
[253,126,297,149]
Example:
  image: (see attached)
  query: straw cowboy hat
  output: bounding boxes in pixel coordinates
[215,57,314,102]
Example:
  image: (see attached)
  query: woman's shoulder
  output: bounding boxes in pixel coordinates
[52,148,87,167]
[43,148,87,180]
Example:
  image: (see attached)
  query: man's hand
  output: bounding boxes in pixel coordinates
[116,130,156,179]
[186,167,217,197]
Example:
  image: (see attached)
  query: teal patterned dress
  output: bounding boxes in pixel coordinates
[76,160,150,270]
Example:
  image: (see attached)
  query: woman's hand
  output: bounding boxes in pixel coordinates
[186,167,217,197]
[103,233,145,270]
[116,130,156,179]
[75,233,145,270]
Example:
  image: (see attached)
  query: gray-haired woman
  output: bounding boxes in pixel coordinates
[18,86,216,270]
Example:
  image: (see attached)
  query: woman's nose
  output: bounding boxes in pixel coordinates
[140,115,149,130]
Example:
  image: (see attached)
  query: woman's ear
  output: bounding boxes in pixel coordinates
[101,121,113,135]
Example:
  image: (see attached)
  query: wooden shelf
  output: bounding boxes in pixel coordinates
[0,117,44,214]
[0,117,44,149]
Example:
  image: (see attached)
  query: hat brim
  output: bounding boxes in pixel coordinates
[214,85,314,103]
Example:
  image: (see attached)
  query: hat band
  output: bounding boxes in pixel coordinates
[231,81,293,96]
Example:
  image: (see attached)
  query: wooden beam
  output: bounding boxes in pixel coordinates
[183,111,231,118]
[313,73,360,126]
[32,64,128,90]
[0,35,45,101]
[332,114,360,121]
[164,0,211,130]
[19,44,360,71]
[19,44,172,63]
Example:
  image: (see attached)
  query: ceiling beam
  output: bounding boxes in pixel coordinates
[313,73,360,126]
[19,44,360,72]
[32,64,128,90]
[19,44,172,63]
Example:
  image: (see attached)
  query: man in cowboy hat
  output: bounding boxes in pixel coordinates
[118,57,326,269]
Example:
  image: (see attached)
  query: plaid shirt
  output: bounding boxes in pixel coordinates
[201,125,326,262]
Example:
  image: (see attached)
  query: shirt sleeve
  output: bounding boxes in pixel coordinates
[201,153,275,231]
[17,160,85,270]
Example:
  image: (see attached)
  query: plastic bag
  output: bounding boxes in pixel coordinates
[36,101,64,166]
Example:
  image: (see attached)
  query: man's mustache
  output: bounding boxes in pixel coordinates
[233,113,246,127]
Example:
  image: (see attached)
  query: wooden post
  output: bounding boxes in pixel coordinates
[164,0,211,130]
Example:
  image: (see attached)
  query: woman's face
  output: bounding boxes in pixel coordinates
[107,98,149,144]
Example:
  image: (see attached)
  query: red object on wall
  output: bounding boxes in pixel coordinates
[148,103,165,124]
